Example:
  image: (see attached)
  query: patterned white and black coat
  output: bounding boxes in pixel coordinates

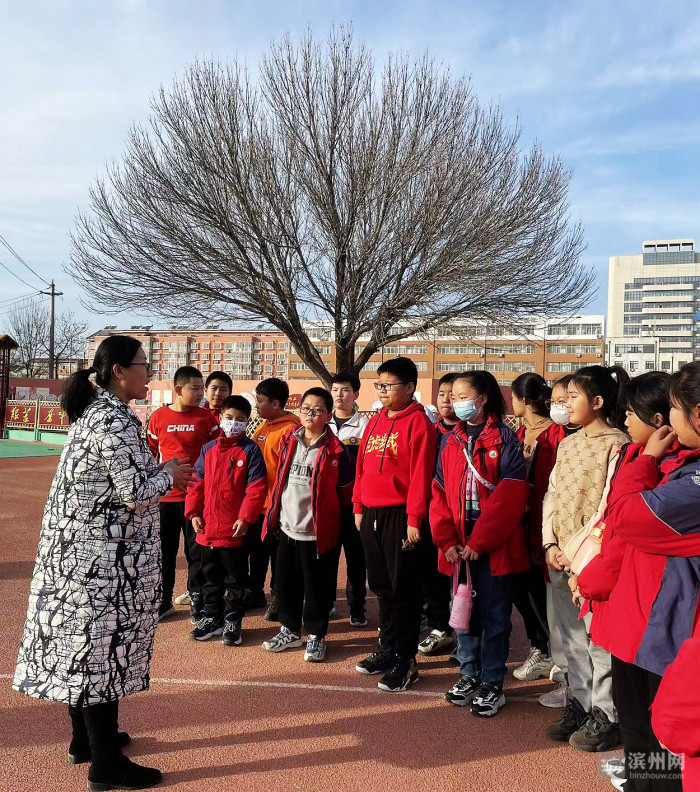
[13,388,173,706]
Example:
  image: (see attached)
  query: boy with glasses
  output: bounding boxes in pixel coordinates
[261,388,354,661]
[354,357,438,691]
[147,366,220,622]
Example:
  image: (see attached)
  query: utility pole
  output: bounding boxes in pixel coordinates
[41,280,63,379]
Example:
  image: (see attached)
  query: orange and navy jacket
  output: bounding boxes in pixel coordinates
[352,400,438,528]
[185,435,267,548]
[263,428,355,555]
[254,412,302,509]
[517,422,569,561]
[430,414,529,577]
[579,445,700,676]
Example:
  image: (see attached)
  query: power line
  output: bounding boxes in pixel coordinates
[0,233,50,287]
[0,290,38,307]
[0,257,39,290]
[0,293,49,318]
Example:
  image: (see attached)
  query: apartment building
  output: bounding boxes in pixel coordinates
[607,239,700,372]
[289,316,605,386]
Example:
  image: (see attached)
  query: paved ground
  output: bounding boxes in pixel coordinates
[0,456,615,791]
[0,438,63,458]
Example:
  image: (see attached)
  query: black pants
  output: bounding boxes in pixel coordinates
[418,530,452,634]
[612,655,682,792]
[68,695,122,772]
[360,505,423,660]
[245,515,277,595]
[511,566,549,655]
[200,544,248,619]
[328,509,367,615]
[275,532,336,636]
[159,501,204,605]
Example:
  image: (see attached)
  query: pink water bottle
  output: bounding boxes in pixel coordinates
[449,564,474,631]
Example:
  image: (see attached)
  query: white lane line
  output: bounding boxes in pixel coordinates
[1,672,536,703]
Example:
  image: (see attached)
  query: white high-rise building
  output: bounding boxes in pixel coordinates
[607,239,700,372]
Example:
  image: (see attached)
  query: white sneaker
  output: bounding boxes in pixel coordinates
[550,663,566,683]
[174,591,191,606]
[513,647,554,681]
[304,635,327,662]
[538,681,571,708]
[418,629,455,655]
[262,626,303,652]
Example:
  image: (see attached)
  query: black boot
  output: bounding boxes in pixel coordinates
[84,700,162,790]
[264,589,279,622]
[68,699,132,765]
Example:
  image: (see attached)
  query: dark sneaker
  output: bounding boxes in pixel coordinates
[264,592,279,622]
[569,707,622,752]
[221,615,242,646]
[157,602,176,622]
[350,611,368,627]
[243,589,267,611]
[445,675,481,707]
[189,593,203,625]
[189,614,224,641]
[355,642,396,675]
[68,732,131,765]
[546,697,589,741]
[88,756,162,791]
[378,657,419,692]
[470,684,506,717]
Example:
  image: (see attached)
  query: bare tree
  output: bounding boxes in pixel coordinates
[5,301,49,377]
[71,27,593,386]
[4,303,88,377]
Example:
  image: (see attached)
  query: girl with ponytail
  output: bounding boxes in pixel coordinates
[541,365,629,752]
[14,335,194,790]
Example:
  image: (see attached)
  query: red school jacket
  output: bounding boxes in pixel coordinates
[352,400,438,528]
[652,628,700,790]
[430,414,529,577]
[185,435,268,548]
[582,447,700,676]
[263,428,355,556]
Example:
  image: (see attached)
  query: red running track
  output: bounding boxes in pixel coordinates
[0,457,614,791]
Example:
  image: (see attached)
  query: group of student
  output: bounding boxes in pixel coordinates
[145,357,700,792]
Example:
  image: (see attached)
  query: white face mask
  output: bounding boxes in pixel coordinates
[220,418,247,437]
[550,403,570,425]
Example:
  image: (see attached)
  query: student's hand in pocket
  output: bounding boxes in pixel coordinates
[445,545,463,564]
[192,516,204,534]
[232,519,249,538]
[407,525,421,544]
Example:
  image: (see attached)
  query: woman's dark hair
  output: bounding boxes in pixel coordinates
[669,362,700,432]
[61,335,142,423]
[569,365,630,431]
[453,370,506,422]
[302,386,333,413]
[511,372,552,418]
[626,371,671,427]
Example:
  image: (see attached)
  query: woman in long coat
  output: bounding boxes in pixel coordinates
[13,335,193,791]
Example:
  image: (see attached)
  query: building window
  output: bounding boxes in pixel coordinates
[277,342,287,350]
[254,342,263,350]
[290,362,309,370]
[265,342,275,350]
[629,361,639,372]
[314,345,331,355]
[645,362,655,370]
[265,354,274,360]
[661,361,671,371]
[202,342,210,350]
[213,343,223,350]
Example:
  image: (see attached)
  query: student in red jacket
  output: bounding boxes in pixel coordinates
[354,357,438,692]
[185,396,267,646]
[261,388,354,662]
[147,366,219,621]
[652,632,700,791]
[577,367,700,790]
[430,370,528,717]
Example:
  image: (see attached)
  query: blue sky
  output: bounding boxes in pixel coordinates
[1,0,699,331]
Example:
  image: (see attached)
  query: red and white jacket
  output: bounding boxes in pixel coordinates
[430,414,529,577]
[185,435,267,548]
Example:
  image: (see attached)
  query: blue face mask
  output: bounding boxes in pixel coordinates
[453,399,479,422]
